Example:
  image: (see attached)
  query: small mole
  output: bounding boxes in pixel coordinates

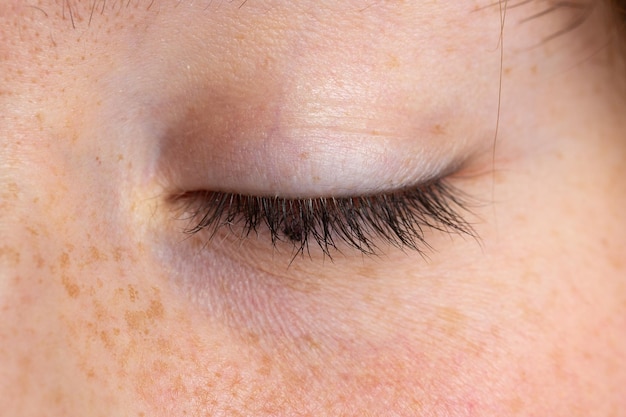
[431,124,446,135]
[283,222,304,242]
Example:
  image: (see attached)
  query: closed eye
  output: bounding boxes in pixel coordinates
[170,178,477,260]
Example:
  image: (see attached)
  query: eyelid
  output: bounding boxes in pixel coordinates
[156,91,466,199]
[170,176,476,260]
[162,135,457,199]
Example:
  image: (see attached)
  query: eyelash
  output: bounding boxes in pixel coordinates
[172,179,475,258]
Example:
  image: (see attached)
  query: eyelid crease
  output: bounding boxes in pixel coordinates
[170,178,477,260]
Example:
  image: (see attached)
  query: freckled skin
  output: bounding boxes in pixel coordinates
[1,1,626,416]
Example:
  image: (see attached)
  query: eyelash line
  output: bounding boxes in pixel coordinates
[172,179,476,259]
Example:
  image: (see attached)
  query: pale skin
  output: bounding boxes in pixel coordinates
[1,0,626,415]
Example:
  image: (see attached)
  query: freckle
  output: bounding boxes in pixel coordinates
[301,333,321,350]
[59,252,70,269]
[114,287,125,302]
[34,254,45,269]
[431,124,446,136]
[92,301,107,322]
[257,362,271,377]
[52,388,64,405]
[608,253,623,271]
[100,330,115,350]
[298,152,309,160]
[125,310,147,331]
[128,285,138,302]
[152,359,170,373]
[61,274,80,298]
[173,376,187,396]
[113,247,124,262]
[0,246,21,265]
[88,246,107,262]
[386,54,400,69]
[245,331,260,348]
[508,395,525,413]
[25,226,39,236]
[87,285,96,296]
[437,306,467,337]
[156,337,172,355]
[147,299,164,320]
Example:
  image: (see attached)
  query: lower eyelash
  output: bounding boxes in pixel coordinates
[171,180,475,258]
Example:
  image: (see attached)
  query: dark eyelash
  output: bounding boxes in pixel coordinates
[172,180,475,259]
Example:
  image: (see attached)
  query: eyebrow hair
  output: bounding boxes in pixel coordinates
[53,0,596,39]
[53,0,232,29]
[35,0,167,29]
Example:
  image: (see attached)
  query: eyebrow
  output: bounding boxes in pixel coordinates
[78,0,236,26]
[38,0,175,29]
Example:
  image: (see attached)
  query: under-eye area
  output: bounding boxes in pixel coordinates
[168,179,477,260]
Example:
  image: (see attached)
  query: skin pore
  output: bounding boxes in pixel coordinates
[1,0,626,416]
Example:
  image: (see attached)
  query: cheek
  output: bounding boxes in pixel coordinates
[68,284,502,417]
[3,144,626,417]
[0,184,505,417]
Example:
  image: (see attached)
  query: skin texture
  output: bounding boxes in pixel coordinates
[1,0,626,416]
